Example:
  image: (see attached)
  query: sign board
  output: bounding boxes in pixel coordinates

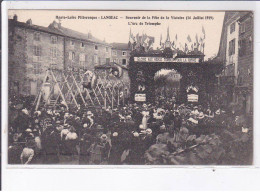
[135,93,146,102]
[187,94,198,102]
[134,57,200,63]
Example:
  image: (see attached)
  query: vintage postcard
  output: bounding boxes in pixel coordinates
[6,9,254,166]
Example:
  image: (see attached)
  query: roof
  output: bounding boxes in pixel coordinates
[9,19,64,37]
[238,11,253,23]
[111,42,130,50]
[57,25,110,46]
[9,19,110,46]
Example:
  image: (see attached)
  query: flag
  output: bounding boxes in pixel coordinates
[195,34,199,48]
[195,34,198,43]
[141,33,148,45]
[185,43,188,53]
[148,36,155,48]
[187,35,192,42]
[136,33,140,45]
[171,41,175,49]
[202,26,206,39]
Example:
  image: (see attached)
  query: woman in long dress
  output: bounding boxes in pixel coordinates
[141,105,150,130]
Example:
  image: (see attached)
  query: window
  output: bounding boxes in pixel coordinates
[51,36,57,44]
[33,46,41,56]
[113,51,117,56]
[50,47,57,59]
[122,59,127,65]
[79,53,85,66]
[239,23,246,34]
[80,42,85,48]
[34,32,40,41]
[239,39,246,56]
[238,75,243,86]
[69,51,75,61]
[230,22,236,34]
[33,63,41,75]
[106,58,110,64]
[70,40,75,46]
[106,47,109,53]
[95,45,98,50]
[94,55,98,64]
[79,53,85,62]
[122,51,127,56]
[229,39,236,56]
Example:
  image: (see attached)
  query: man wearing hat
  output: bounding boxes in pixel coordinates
[41,124,60,164]
[174,111,182,134]
[79,123,93,164]
[109,132,124,164]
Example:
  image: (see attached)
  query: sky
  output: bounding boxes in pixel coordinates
[8,10,225,60]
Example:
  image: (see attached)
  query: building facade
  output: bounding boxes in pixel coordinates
[217,11,253,114]
[111,43,131,66]
[9,16,65,96]
[8,16,117,97]
[236,12,254,114]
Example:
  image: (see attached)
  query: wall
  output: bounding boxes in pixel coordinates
[111,49,130,66]
[225,13,240,79]
[65,38,112,72]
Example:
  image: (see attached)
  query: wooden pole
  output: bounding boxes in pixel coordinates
[50,70,68,110]
[71,72,87,107]
[35,70,49,111]
[62,73,79,109]
[111,85,114,110]
[104,89,107,109]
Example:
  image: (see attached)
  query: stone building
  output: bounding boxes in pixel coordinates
[8,16,113,96]
[217,11,253,114]
[236,12,253,114]
[9,16,65,96]
[48,21,112,72]
[111,43,131,66]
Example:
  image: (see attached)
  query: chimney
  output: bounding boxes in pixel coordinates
[13,14,18,21]
[26,19,32,25]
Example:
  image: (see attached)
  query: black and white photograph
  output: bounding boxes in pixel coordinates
[7,10,254,166]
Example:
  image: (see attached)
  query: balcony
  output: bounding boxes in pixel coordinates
[219,76,236,85]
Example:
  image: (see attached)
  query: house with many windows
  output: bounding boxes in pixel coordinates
[111,43,131,66]
[8,16,114,96]
[217,11,253,114]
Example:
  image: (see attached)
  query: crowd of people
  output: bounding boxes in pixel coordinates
[8,95,250,165]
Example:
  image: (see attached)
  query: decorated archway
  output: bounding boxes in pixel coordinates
[129,48,209,104]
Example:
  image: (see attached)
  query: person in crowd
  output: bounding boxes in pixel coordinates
[41,121,60,164]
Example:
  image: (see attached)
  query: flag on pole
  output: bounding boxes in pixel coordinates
[185,43,188,53]
[171,41,175,49]
[136,33,140,45]
[187,35,192,42]
[202,25,206,39]
[195,34,199,48]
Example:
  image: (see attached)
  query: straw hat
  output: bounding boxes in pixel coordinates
[100,134,107,140]
[25,128,32,133]
[146,128,152,135]
[112,132,118,137]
